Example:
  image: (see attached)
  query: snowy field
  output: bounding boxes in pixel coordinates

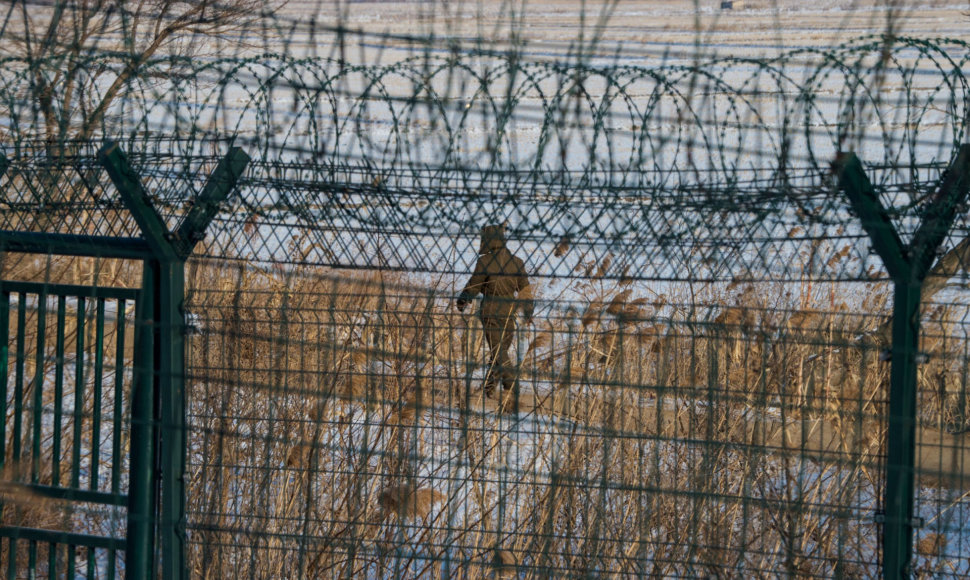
[270,1,970,55]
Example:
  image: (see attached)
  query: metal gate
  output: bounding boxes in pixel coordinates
[0,280,144,578]
[0,141,248,579]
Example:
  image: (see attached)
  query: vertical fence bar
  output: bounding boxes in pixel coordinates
[87,297,106,580]
[27,539,36,577]
[86,545,95,580]
[13,292,26,464]
[53,296,66,486]
[69,297,86,579]
[31,290,47,484]
[101,141,184,580]
[0,288,8,580]
[107,298,126,580]
[65,540,75,580]
[0,289,9,465]
[91,298,106,491]
[52,294,66,578]
[128,264,157,580]
[112,299,127,496]
[71,298,87,488]
[28,291,46,577]
[8,293,26,580]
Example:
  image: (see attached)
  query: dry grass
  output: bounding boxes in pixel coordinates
[175,253,969,578]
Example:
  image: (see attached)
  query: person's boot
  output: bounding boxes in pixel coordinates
[482,379,496,399]
[498,386,518,414]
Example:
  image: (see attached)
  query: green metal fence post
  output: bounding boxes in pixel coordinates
[100,141,185,580]
[836,146,970,579]
[155,258,186,580]
[128,261,157,580]
[99,141,248,580]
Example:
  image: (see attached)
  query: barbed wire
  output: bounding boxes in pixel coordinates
[1,34,968,281]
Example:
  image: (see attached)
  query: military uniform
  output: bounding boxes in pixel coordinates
[456,225,534,397]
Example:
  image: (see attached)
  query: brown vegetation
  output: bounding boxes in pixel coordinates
[175,251,968,578]
[3,246,968,577]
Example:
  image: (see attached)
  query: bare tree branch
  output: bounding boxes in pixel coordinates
[1,0,272,142]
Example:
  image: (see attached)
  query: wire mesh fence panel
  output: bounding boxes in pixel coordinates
[2,3,970,578]
[182,268,893,578]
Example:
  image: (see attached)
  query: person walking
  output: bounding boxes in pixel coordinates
[456,225,534,403]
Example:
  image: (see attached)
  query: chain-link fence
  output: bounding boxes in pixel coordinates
[3,6,970,578]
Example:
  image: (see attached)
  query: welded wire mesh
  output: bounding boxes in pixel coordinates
[2,3,970,578]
